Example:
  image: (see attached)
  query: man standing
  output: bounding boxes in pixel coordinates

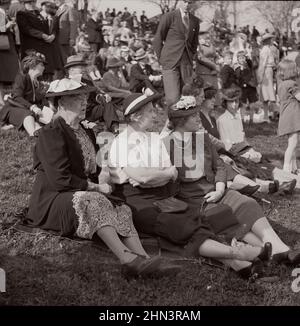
[54,0,78,64]
[153,0,199,105]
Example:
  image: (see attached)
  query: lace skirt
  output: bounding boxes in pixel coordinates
[73,191,137,239]
[43,191,138,239]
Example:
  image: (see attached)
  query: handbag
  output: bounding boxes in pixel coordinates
[200,200,238,234]
[0,34,10,50]
[153,196,188,213]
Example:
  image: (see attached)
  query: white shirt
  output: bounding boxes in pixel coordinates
[217,110,245,150]
[109,125,172,184]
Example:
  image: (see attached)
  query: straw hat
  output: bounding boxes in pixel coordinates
[134,48,147,61]
[45,78,96,98]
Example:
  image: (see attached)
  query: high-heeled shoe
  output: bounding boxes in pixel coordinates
[237,259,264,281]
[257,242,272,262]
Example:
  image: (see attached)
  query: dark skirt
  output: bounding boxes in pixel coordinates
[0,104,33,129]
[0,32,19,83]
[113,182,219,257]
[178,178,263,237]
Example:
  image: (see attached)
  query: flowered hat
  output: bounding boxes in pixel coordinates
[168,96,198,118]
[123,88,162,116]
[45,78,96,98]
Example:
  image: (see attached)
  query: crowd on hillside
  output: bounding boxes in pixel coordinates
[0,0,300,281]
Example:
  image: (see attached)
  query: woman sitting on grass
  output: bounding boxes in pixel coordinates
[164,94,300,268]
[108,89,276,281]
[0,52,46,137]
[24,78,180,279]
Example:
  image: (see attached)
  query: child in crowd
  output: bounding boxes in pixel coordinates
[220,50,236,89]
[235,50,258,123]
[277,59,300,174]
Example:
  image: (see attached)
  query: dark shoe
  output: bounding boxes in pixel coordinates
[236,259,264,281]
[121,255,181,278]
[278,179,297,195]
[272,249,300,266]
[268,180,279,194]
[257,242,272,262]
[121,255,161,278]
[238,184,260,196]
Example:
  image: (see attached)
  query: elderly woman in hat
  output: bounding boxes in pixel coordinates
[257,33,277,122]
[25,78,179,278]
[0,51,46,136]
[108,90,280,280]
[164,94,300,268]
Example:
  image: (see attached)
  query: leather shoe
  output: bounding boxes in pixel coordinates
[236,259,264,281]
[268,180,279,194]
[272,249,300,266]
[238,184,260,196]
[257,242,272,262]
[277,179,297,195]
[122,255,181,278]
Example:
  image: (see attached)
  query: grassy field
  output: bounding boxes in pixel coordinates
[0,119,300,306]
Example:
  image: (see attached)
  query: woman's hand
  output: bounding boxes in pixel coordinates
[204,190,224,203]
[128,178,140,187]
[97,183,112,195]
[88,181,112,194]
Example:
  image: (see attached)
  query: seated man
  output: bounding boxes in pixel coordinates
[129,48,162,93]
[102,57,131,107]
[64,55,119,132]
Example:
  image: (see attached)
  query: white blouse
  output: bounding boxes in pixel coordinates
[109,125,172,184]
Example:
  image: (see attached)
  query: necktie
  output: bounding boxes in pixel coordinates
[48,17,53,33]
[183,13,189,30]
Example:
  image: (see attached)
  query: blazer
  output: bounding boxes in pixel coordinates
[167,132,227,185]
[16,9,49,59]
[152,9,199,69]
[55,4,78,45]
[27,117,99,227]
[86,18,103,44]
[129,63,153,92]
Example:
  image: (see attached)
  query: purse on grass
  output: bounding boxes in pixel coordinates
[153,197,188,213]
[0,34,10,50]
[200,200,238,234]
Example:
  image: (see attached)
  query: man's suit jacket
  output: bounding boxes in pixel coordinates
[129,63,154,92]
[86,18,103,44]
[55,4,78,45]
[152,9,200,70]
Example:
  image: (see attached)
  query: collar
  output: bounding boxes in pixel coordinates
[179,8,189,19]
[224,110,239,120]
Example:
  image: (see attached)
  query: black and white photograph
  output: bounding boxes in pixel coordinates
[0,0,300,320]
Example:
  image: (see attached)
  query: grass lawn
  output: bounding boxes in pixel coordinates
[0,118,300,306]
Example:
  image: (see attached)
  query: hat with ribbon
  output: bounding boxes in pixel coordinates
[45,78,96,98]
[64,54,87,70]
[123,88,162,116]
[134,48,148,61]
[121,45,130,52]
[168,96,198,118]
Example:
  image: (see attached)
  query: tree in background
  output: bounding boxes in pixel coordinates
[254,1,300,36]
